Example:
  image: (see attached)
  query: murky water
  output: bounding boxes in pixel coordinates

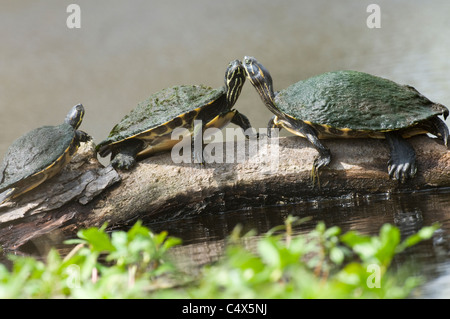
[147,188,450,298]
[1,1,450,298]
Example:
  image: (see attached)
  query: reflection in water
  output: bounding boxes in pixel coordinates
[151,190,450,245]
[148,189,450,298]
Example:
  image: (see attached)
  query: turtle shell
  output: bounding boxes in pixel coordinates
[275,70,448,131]
[100,85,225,146]
[0,124,76,192]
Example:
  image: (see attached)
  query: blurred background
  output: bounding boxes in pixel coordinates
[1,0,450,163]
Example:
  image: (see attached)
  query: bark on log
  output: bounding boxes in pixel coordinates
[0,135,449,250]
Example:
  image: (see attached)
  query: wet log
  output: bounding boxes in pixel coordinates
[0,135,449,250]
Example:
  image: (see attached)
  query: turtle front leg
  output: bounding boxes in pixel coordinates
[76,130,92,143]
[231,111,259,139]
[192,121,205,165]
[111,140,144,170]
[385,131,417,182]
[267,115,283,138]
[280,118,331,187]
[303,125,331,187]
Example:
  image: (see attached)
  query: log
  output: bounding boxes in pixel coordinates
[0,135,449,250]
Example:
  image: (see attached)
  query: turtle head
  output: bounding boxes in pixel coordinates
[242,56,276,104]
[65,104,85,129]
[224,60,246,108]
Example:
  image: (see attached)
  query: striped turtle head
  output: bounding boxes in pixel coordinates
[242,56,275,103]
[64,103,85,129]
[224,60,246,108]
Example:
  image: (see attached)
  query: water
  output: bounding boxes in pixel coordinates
[147,188,450,298]
[1,1,450,298]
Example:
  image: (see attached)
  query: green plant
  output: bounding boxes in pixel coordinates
[0,221,182,298]
[0,218,439,299]
[188,219,439,298]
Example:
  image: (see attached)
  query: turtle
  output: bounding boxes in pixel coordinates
[0,104,91,204]
[96,60,254,169]
[242,56,449,183]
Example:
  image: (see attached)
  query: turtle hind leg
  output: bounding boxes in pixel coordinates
[0,188,15,204]
[111,140,144,170]
[0,172,49,204]
[385,131,417,182]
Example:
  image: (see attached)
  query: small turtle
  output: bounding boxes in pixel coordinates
[97,60,254,169]
[243,56,449,183]
[0,104,90,204]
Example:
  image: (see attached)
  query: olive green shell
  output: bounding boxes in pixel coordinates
[99,85,225,146]
[0,124,75,191]
[275,70,448,130]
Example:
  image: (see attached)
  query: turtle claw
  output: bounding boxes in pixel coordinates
[310,164,321,188]
[192,148,206,166]
[246,130,260,140]
[310,152,331,188]
[385,132,417,183]
[111,153,137,170]
[388,160,417,183]
[76,130,92,143]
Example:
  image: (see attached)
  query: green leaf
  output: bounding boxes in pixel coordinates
[340,230,372,248]
[163,237,182,251]
[126,220,152,241]
[379,224,400,248]
[376,224,401,266]
[315,221,326,234]
[257,237,281,268]
[324,226,341,239]
[63,238,85,245]
[396,223,440,253]
[154,231,169,246]
[330,247,345,265]
[77,224,115,253]
[340,231,378,262]
[336,262,364,286]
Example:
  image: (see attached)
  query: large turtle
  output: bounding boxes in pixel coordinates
[97,60,253,169]
[243,56,449,183]
[0,104,90,204]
